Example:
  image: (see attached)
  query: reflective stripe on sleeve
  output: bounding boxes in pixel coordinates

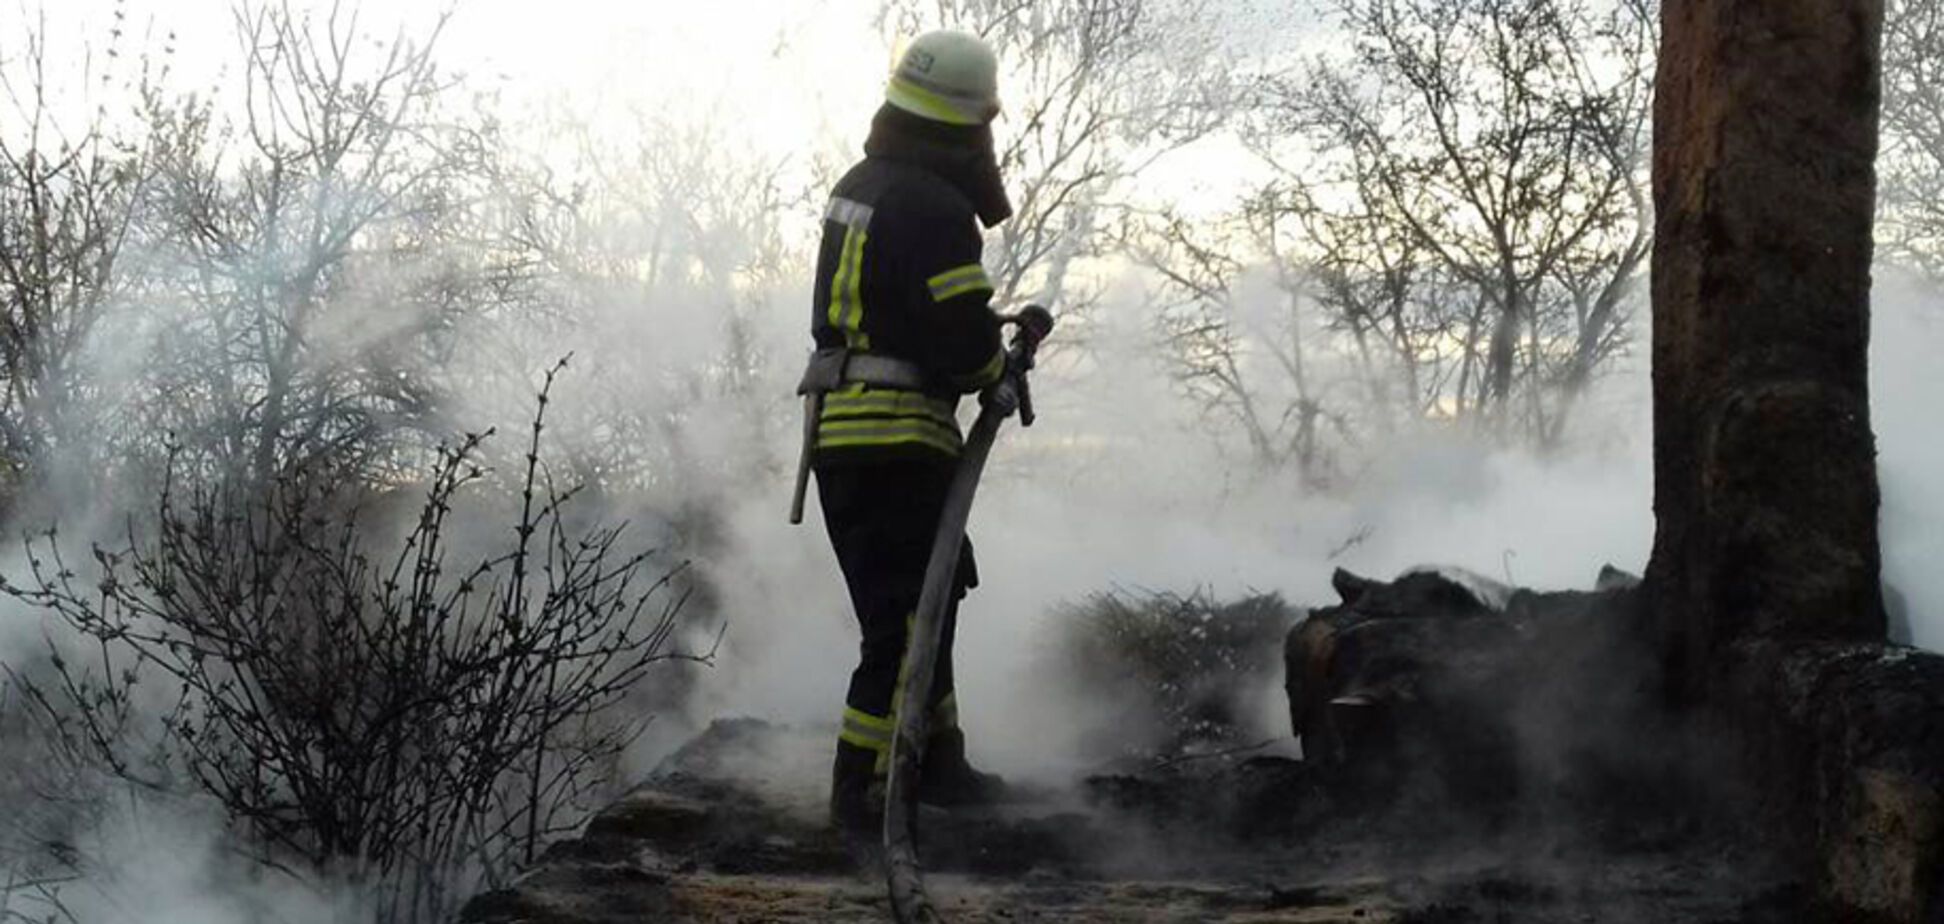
[926,263,993,302]
[827,226,871,350]
[825,196,874,230]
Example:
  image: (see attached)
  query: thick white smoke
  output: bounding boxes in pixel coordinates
[1874,274,1944,649]
[695,272,1940,783]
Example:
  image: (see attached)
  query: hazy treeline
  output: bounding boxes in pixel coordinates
[8,0,1944,518]
[2,0,1942,921]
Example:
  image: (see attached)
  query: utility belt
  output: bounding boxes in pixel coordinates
[788,348,935,524]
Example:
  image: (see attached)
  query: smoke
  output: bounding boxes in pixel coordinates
[4,3,1944,921]
[688,290,1654,782]
[693,268,1944,784]
[50,801,355,924]
[1874,273,1944,649]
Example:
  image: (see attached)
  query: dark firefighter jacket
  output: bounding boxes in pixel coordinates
[809,105,1009,464]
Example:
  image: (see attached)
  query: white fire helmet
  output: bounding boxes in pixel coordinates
[885,29,1001,126]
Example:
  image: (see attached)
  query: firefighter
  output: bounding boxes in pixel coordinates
[800,28,1014,836]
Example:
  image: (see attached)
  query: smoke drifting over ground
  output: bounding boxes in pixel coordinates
[696,276,1941,781]
[1874,276,1944,649]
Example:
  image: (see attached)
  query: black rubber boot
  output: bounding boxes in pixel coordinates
[828,740,885,837]
[917,727,1008,807]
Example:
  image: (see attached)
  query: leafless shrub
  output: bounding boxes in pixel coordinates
[1054,589,1294,761]
[0,676,88,924]
[1,362,715,923]
[0,869,78,924]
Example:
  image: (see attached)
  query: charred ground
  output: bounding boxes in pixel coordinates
[462,568,1813,924]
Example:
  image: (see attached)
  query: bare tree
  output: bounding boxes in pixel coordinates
[1259,0,1655,445]
[1881,0,1944,279]
[1124,203,1354,482]
[0,9,161,514]
[1271,183,1470,431]
[135,3,511,488]
[480,108,804,501]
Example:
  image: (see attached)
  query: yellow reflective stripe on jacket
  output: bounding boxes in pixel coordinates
[822,394,953,423]
[840,706,894,752]
[926,263,993,302]
[949,346,1006,390]
[816,418,963,456]
[827,226,870,350]
[820,384,957,426]
[815,383,964,456]
[825,196,874,230]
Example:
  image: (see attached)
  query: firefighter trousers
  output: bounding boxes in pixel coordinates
[816,458,977,774]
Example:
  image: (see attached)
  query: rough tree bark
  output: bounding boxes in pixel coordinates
[1648,0,1890,693]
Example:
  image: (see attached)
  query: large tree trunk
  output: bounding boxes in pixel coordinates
[1647,0,1890,695]
[1651,9,1944,921]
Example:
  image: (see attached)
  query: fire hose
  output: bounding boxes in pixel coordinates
[884,305,1053,924]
